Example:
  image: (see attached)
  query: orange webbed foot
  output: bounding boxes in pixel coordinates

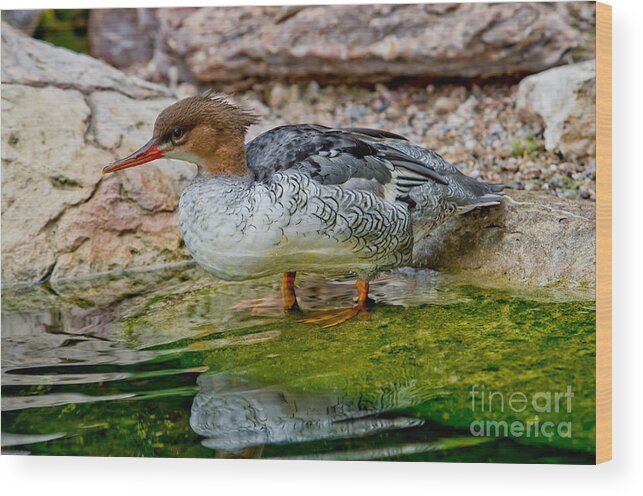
[298,279,372,328]
[298,305,367,328]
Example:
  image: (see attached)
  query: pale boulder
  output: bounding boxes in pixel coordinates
[516,60,596,160]
[1,23,194,286]
[413,191,595,287]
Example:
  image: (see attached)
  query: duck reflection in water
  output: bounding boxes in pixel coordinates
[189,373,424,459]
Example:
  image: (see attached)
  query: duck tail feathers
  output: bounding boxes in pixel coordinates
[456,193,503,214]
[454,181,504,214]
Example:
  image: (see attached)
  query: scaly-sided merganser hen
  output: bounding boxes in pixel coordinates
[103,93,503,327]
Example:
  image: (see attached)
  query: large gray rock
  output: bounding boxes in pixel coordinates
[90,3,593,88]
[1,23,194,286]
[516,60,596,161]
[413,191,595,287]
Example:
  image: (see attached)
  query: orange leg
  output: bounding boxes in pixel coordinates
[356,279,371,310]
[281,271,300,312]
[299,279,371,328]
[234,272,299,315]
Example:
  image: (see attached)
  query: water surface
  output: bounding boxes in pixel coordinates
[1,266,596,463]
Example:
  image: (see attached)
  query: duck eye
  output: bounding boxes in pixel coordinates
[171,127,184,142]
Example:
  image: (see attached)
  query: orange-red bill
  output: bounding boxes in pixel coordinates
[102,139,165,174]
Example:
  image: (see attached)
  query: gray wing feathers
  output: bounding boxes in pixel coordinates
[245,123,504,246]
[338,127,408,141]
[246,124,448,203]
[383,141,504,240]
[384,141,504,209]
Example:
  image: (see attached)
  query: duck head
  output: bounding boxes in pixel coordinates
[102,93,259,176]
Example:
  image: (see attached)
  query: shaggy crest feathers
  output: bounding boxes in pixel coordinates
[153,91,260,141]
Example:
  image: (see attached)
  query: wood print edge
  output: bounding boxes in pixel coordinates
[595,1,612,465]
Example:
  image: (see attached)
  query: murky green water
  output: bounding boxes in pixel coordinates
[1,265,596,463]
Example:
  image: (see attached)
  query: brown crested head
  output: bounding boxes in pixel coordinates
[103,92,259,176]
[154,93,259,148]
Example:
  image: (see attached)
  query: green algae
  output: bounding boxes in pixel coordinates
[195,288,596,453]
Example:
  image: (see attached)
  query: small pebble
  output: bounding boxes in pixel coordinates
[434,96,459,115]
